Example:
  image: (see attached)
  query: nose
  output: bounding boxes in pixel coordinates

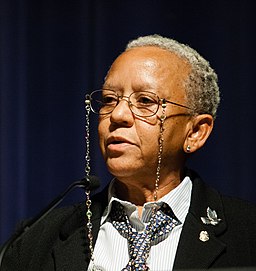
[110,98,134,126]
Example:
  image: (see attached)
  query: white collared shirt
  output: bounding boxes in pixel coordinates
[88,176,192,271]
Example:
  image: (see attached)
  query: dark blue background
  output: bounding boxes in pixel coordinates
[1,0,256,244]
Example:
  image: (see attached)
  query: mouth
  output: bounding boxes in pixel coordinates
[110,141,124,144]
[106,136,134,148]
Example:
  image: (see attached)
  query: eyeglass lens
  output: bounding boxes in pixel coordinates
[90,89,160,117]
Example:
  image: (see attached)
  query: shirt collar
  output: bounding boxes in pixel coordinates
[101,176,192,225]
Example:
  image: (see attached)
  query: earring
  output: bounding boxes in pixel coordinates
[186,145,191,152]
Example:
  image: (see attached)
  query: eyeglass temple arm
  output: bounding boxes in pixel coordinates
[163,99,192,110]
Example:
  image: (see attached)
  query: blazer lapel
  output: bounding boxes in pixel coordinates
[53,226,90,271]
[173,212,226,270]
[173,170,227,270]
[53,188,108,271]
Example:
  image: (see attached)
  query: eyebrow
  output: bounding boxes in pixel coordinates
[102,83,112,89]
[102,83,156,92]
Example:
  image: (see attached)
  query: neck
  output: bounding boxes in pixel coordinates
[114,169,185,207]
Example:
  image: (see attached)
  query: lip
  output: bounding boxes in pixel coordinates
[106,136,134,146]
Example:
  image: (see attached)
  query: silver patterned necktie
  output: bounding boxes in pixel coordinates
[110,201,180,271]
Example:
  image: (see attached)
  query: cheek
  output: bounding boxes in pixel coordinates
[98,121,104,137]
[98,120,107,152]
[136,123,160,153]
[163,120,187,151]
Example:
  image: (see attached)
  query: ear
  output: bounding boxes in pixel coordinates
[183,114,214,153]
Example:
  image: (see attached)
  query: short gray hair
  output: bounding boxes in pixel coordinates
[126,34,220,119]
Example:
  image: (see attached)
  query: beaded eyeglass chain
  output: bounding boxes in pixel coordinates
[154,99,167,202]
[84,98,98,270]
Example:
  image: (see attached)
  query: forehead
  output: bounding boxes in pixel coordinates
[104,47,191,99]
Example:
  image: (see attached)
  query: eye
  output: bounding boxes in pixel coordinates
[135,93,157,106]
[102,94,118,105]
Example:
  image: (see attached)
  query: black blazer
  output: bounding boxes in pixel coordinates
[2,170,256,270]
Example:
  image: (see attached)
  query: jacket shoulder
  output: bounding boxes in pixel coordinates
[221,194,256,225]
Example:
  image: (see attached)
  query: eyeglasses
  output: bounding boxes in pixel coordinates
[86,89,192,117]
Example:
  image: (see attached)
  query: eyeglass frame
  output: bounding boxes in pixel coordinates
[86,88,193,117]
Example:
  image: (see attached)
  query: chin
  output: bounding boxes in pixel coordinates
[107,162,136,178]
